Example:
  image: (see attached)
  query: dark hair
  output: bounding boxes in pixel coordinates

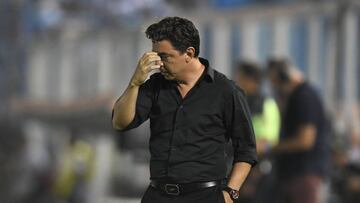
[267,58,291,82]
[145,16,200,57]
[237,61,263,83]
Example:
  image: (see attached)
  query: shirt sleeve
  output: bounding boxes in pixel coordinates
[112,75,156,131]
[224,87,258,166]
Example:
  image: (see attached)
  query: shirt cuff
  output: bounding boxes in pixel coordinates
[233,150,258,167]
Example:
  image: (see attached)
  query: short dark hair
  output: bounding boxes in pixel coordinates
[145,16,200,57]
[237,61,263,83]
[267,58,291,82]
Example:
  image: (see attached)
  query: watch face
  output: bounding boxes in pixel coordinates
[230,189,240,199]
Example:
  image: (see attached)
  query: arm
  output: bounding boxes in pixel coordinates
[273,88,320,153]
[112,52,162,130]
[227,162,252,190]
[112,85,140,130]
[273,124,316,153]
[223,162,251,201]
[223,88,257,203]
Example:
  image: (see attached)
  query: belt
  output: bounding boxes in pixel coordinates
[150,180,221,196]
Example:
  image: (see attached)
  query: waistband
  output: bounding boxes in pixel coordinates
[150,180,222,196]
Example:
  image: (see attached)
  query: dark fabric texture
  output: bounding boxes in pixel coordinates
[115,58,257,183]
[141,185,225,203]
[277,82,330,179]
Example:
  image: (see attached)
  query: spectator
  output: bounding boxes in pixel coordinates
[234,60,281,203]
[266,58,331,203]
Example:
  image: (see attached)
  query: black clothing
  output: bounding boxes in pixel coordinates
[277,82,330,179]
[119,58,257,183]
[150,180,221,195]
[247,93,265,115]
[141,184,225,203]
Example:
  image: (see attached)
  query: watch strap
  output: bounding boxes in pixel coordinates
[223,186,239,201]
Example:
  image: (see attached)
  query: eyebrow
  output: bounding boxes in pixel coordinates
[157,52,171,58]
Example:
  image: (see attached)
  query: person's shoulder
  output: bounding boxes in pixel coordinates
[295,82,320,98]
[291,83,324,109]
[213,70,245,95]
[213,70,236,90]
[214,70,245,100]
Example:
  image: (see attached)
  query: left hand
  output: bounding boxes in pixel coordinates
[222,191,233,203]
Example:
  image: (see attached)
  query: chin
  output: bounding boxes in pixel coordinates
[161,72,174,80]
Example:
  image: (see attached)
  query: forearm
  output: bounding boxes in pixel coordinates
[112,84,139,130]
[227,162,252,190]
[272,138,303,153]
[273,125,316,153]
[111,52,161,130]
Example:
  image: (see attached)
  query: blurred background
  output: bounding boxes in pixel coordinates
[0,0,359,203]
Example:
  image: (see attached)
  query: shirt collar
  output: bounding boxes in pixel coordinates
[199,57,214,82]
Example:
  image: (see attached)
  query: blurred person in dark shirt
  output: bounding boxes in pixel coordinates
[112,17,257,203]
[266,58,330,203]
[234,61,280,203]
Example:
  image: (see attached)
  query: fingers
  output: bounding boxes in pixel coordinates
[143,55,161,65]
[141,52,161,63]
[131,52,162,86]
[140,52,162,71]
[142,52,158,57]
[149,65,161,70]
[148,60,163,70]
[131,52,163,86]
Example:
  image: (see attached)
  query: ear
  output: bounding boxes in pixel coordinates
[185,47,196,62]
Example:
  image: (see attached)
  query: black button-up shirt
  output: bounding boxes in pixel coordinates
[119,58,257,183]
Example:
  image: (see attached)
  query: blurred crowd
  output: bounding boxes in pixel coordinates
[232,58,359,203]
[0,0,359,203]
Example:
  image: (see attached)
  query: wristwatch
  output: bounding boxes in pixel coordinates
[223,186,240,201]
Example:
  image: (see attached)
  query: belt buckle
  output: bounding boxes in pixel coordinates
[164,184,180,195]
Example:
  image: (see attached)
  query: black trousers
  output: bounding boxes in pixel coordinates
[141,185,225,203]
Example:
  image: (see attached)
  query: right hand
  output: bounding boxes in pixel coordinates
[130,52,162,87]
[222,191,233,203]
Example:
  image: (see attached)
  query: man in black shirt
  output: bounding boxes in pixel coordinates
[267,58,330,203]
[112,17,257,203]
